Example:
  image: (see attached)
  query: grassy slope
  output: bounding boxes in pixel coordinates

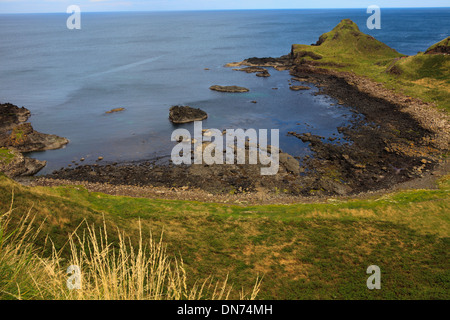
[292,19,450,111]
[425,36,450,54]
[1,173,448,299]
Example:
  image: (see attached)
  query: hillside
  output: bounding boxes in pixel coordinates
[291,19,450,111]
[425,36,450,55]
[1,19,449,301]
[292,19,403,66]
[1,173,449,299]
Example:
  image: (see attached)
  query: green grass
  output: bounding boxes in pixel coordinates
[0,148,14,166]
[1,20,448,300]
[425,36,450,54]
[292,19,450,111]
[0,173,448,299]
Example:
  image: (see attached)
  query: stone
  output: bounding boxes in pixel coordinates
[169,105,208,124]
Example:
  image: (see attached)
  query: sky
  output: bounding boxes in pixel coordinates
[0,0,449,13]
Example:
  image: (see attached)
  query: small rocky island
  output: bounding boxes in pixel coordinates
[169,105,208,124]
[0,102,69,177]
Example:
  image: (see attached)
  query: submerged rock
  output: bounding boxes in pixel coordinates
[233,66,267,73]
[289,85,311,91]
[106,107,125,114]
[169,105,208,124]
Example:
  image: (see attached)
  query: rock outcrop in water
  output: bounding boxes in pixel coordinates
[0,102,69,177]
[209,85,249,93]
[169,106,208,124]
[289,85,310,91]
[232,66,271,77]
[106,107,125,114]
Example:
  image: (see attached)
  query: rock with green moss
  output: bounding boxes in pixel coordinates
[0,102,69,177]
[0,103,69,153]
[0,147,46,177]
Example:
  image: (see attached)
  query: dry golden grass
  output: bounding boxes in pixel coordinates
[0,193,262,300]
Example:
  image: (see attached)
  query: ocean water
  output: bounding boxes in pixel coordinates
[0,8,449,174]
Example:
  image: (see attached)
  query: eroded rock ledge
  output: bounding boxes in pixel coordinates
[0,102,69,177]
[220,54,448,196]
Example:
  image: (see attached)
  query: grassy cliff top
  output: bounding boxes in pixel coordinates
[425,36,450,54]
[292,19,450,111]
[292,19,403,66]
[0,172,449,299]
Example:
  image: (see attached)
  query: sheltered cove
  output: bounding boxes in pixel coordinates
[4,20,450,202]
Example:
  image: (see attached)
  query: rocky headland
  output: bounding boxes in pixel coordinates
[0,102,69,177]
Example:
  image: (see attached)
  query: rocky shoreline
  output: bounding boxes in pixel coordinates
[35,55,448,198]
[0,103,69,177]
[4,21,449,200]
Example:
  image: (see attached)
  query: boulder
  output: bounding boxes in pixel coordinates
[169,105,208,124]
[279,152,300,174]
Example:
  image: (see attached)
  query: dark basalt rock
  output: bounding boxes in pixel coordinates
[0,103,30,132]
[0,148,47,177]
[256,70,271,77]
[169,105,208,124]
[0,102,69,177]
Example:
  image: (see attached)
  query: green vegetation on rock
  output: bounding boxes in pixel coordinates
[0,148,14,166]
[425,36,450,55]
[291,19,450,111]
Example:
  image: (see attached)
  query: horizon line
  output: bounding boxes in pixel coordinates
[1,7,449,14]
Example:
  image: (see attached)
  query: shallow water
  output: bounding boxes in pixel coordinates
[0,9,448,174]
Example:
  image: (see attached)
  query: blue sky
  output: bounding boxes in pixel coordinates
[0,0,449,13]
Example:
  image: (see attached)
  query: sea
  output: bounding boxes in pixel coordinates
[0,8,448,174]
